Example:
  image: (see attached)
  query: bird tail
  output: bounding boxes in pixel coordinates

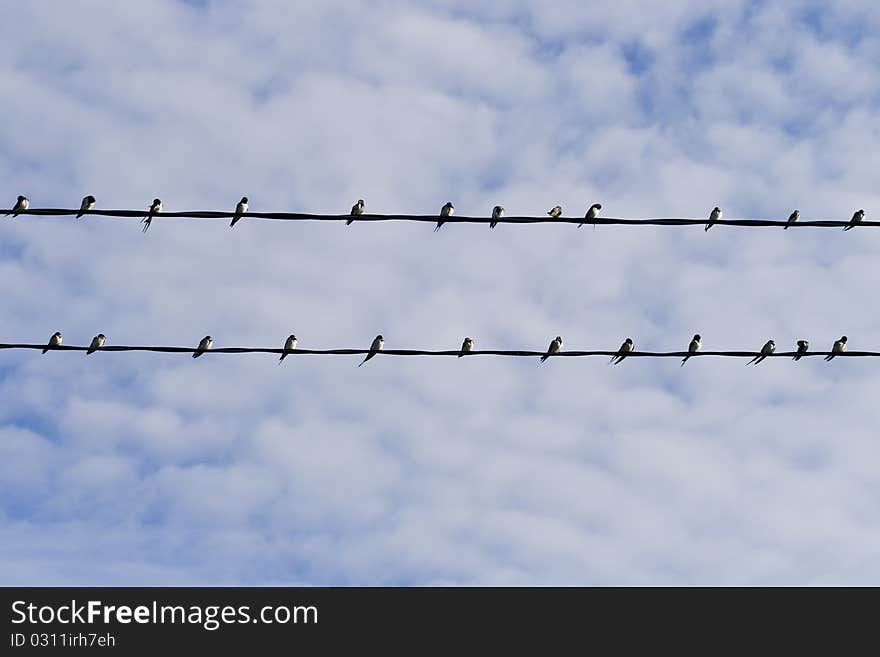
[783,225,789,230]
[279,352,287,363]
[42,348,49,354]
[793,355,800,361]
[434,223,443,232]
[746,357,757,366]
[843,225,853,231]
[490,222,496,229]
[346,219,354,226]
[824,355,834,361]
[705,223,713,232]
[358,354,371,367]
[230,216,240,228]
[681,356,689,367]
[539,355,548,363]
[192,352,200,359]
[142,217,151,233]
[76,213,84,219]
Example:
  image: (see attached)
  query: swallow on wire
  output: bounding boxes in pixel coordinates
[230,196,248,227]
[783,209,799,229]
[747,339,775,365]
[142,198,162,232]
[843,209,864,231]
[490,205,504,229]
[824,336,847,361]
[279,334,297,362]
[681,334,701,366]
[193,335,213,358]
[579,203,602,229]
[359,335,384,366]
[42,331,62,354]
[435,202,454,231]
[705,206,722,231]
[793,339,808,361]
[610,337,634,364]
[86,333,106,355]
[459,337,474,357]
[6,195,29,217]
[540,336,563,363]
[547,205,562,219]
[77,195,96,219]
[347,199,365,226]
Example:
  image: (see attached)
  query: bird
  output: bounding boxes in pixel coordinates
[705,206,722,231]
[77,195,96,219]
[783,209,799,229]
[142,198,162,233]
[490,205,504,229]
[824,336,847,361]
[6,195,29,217]
[279,334,297,362]
[793,339,809,361]
[359,335,384,367]
[843,209,865,231]
[681,334,701,366]
[435,202,454,232]
[347,199,364,226]
[459,337,474,357]
[747,339,776,365]
[610,338,634,365]
[579,203,602,229]
[192,335,213,358]
[42,331,62,354]
[86,334,106,355]
[540,336,563,363]
[547,205,562,219]
[230,196,248,227]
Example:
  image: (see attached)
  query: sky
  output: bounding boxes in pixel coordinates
[2,0,880,585]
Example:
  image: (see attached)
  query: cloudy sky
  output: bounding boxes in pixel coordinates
[2,0,880,585]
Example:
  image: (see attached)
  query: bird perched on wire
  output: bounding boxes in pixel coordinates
[86,334,106,355]
[193,336,213,358]
[540,336,563,363]
[42,331,62,354]
[77,195,96,219]
[824,336,847,361]
[142,198,162,233]
[459,337,474,357]
[610,338,634,364]
[6,195,29,217]
[747,339,775,365]
[705,206,722,231]
[579,203,602,229]
[230,196,248,228]
[547,205,562,219]
[681,334,701,366]
[359,335,384,367]
[793,339,809,361]
[843,209,865,231]
[490,205,504,229]
[783,209,799,230]
[435,202,454,232]
[279,334,297,363]
[347,199,365,226]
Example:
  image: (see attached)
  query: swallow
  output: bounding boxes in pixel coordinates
[705,206,722,231]
[459,337,474,357]
[86,334,106,355]
[347,199,364,226]
[793,339,809,361]
[547,205,562,219]
[578,203,602,229]
[193,335,213,358]
[42,331,62,354]
[6,195,29,217]
[783,209,799,229]
[435,202,454,231]
[279,334,297,362]
[230,196,248,227]
[490,205,504,229]
[747,339,775,365]
[824,336,847,361]
[359,334,384,367]
[610,337,634,364]
[77,195,96,219]
[843,209,865,231]
[681,333,701,366]
[540,336,563,363]
[142,198,162,233]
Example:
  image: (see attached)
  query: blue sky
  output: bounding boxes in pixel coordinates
[2,0,880,585]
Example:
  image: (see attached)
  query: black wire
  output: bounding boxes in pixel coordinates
[0,344,874,358]
[4,208,878,228]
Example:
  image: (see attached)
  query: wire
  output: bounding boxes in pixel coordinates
[1,343,875,359]
[4,208,878,228]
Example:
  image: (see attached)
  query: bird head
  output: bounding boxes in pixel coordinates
[152,198,161,205]
[241,196,248,204]
[593,203,602,210]
[713,206,720,212]
[289,334,296,341]
[53,332,62,339]
[840,336,848,343]
[18,195,26,202]
[625,338,633,345]
[377,334,384,341]
[97,334,105,340]
[693,334,701,341]
[87,195,96,203]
